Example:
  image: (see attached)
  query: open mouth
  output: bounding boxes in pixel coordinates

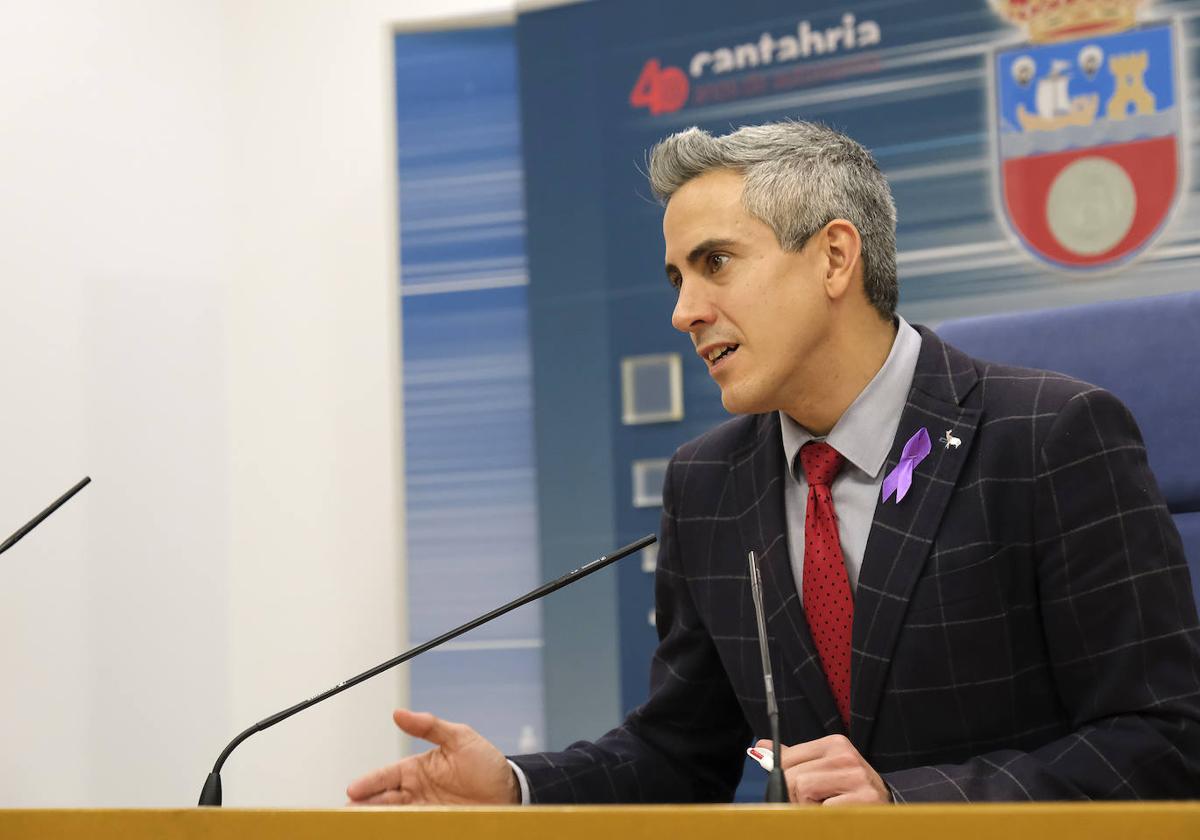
[704,344,739,367]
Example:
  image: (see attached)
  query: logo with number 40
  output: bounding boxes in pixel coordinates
[629,59,690,115]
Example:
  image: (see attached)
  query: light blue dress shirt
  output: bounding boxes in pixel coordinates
[778,317,922,602]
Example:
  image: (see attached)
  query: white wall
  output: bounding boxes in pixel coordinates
[0,0,510,808]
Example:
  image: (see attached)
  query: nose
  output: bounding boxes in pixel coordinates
[671,278,715,335]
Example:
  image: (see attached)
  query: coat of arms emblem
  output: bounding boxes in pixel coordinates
[991,0,1183,269]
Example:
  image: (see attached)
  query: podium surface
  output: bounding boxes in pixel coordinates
[3,803,1199,840]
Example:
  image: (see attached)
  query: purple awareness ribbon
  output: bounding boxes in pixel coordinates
[881,427,932,503]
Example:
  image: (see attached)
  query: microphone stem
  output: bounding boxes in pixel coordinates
[766,700,786,803]
[748,550,787,803]
[0,476,91,555]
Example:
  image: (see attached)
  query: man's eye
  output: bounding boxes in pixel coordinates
[707,253,729,273]
[667,273,682,291]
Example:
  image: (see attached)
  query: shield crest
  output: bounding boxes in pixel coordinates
[992,19,1182,270]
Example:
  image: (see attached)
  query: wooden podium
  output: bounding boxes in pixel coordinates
[3,803,1199,839]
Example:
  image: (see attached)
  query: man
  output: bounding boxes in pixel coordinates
[348,122,1200,805]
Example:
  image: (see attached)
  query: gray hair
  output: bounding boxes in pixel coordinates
[647,121,898,318]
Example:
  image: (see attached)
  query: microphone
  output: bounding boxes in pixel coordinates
[0,476,91,556]
[198,532,657,806]
[748,550,787,803]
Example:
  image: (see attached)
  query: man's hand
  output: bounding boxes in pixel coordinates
[755,734,891,805]
[346,709,520,806]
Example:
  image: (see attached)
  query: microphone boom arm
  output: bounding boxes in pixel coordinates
[198,533,657,806]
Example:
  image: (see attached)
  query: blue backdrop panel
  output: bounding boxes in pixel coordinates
[516,0,1200,800]
[395,25,544,756]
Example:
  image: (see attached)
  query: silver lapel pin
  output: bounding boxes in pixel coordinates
[941,429,962,450]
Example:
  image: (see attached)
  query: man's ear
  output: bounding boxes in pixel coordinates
[821,219,863,300]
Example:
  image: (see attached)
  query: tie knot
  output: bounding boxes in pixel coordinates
[799,441,845,487]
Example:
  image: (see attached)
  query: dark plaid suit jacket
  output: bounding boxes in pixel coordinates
[512,327,1200,801]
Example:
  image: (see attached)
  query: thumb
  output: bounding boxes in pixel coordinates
[392,709,467,750]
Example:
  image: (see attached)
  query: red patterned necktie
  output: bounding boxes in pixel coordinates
[799,441,853,727]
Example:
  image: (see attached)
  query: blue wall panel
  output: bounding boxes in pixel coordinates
[395,26,544,756]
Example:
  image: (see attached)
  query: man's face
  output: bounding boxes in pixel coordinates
[664,168,830,415]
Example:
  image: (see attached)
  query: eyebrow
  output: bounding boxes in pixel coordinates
[664,237,738,281]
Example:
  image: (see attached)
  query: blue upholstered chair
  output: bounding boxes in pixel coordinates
[936,291,1200,608]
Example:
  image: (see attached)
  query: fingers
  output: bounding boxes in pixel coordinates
[392,708,470,750]
[347,788,410,807]
[786,763,864,804]
[346,760,408,802]
[767,734,851,769]
[752,734,889,805]
[820,789,886,806]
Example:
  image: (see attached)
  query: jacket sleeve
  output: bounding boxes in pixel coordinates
[884,387,1200,801]
[510,457,751,803]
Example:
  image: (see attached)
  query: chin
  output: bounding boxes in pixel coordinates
[719,386,771,416]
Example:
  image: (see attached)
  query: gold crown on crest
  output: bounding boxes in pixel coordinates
[991,0,1144,43]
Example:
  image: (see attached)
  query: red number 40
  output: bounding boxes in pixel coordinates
[629,59,690,115]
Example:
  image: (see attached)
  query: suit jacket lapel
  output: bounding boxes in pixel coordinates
[850,328,981,749]
[729,412,846,736]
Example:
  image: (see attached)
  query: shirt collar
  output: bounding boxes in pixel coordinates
[780,316,922,480]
